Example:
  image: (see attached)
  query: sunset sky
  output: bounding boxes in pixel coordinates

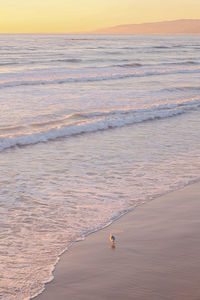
[0,0,200,33]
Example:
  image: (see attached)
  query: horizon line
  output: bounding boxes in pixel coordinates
[1,18,200,35]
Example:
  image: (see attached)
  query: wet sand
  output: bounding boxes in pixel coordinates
[35,182,200,300]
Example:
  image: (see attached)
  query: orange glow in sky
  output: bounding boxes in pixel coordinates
[0,0,200,33]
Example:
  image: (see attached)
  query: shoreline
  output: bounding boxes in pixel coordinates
[35,181,200,300]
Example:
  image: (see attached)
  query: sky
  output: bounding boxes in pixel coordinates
[0,0,200,33]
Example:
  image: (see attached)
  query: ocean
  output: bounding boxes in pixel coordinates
[0,34,200,299]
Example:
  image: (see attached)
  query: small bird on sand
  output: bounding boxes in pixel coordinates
[110,233,115,244]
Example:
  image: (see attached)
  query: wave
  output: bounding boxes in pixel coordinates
[185,60,197,64]
[121,47,135,50]
[153,45,192,50]
[50,58,82,63]
[1,68,200,89]
[172,45,183,48]
[118,62,142,68]
[1,58,83,67]
[0,62,19,66]
[0,113,79,134]
[77,99,200,118]
[0,124,25,133]
[165,60,199,66]
[163,86,200,92]
[154,46,171,49]
[1,99,199,153]
[104,51,122,55]
[114,60,198,69]
[68,38,90,41]
[154,85,200,94]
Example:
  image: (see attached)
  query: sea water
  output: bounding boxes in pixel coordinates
[0,34,200,299]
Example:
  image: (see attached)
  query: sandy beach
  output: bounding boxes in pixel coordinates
[35,182,200,300]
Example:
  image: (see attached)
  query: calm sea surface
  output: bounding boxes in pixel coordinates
[0,34,200,299]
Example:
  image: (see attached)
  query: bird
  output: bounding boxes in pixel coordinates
[110,233,115,244]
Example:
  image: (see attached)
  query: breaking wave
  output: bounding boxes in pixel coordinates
[1,99,199,153]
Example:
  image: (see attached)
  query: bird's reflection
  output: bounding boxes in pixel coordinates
[110,243,116,250]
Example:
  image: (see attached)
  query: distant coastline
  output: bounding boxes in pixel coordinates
[1,19,200,35]
[91,19,200,34]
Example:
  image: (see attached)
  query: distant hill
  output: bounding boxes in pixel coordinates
[92,19,200,34]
